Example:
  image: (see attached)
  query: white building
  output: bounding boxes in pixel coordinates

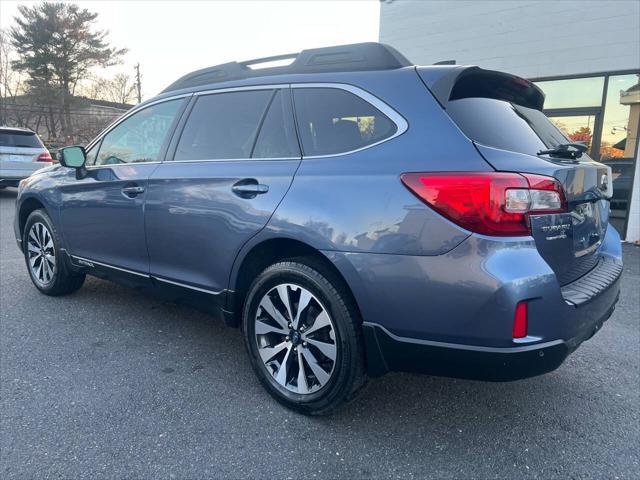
[380,0,640,242]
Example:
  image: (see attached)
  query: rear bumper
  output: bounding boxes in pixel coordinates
[325,225,623,381]
[363,279,619,381]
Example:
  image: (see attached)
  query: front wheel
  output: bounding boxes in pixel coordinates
[242,260,367,415]
[23,209,85,296]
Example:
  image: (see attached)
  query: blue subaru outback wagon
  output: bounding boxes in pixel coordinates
[14,43,623,414]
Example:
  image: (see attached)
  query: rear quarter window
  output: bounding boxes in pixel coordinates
[0,131,43,148]
[293,88,397,156]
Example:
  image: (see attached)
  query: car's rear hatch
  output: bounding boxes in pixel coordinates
[418,66,612,286]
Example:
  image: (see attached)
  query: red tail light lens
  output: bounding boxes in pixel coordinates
[36,151,53,162]
[513,301,528,339]
[400,172,567,236]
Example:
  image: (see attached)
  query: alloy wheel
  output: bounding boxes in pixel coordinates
[27,222,56,285]
[254,283,337,394]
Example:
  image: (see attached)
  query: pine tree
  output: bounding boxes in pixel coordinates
[9,2,125,141]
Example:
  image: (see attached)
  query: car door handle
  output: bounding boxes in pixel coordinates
[232,179,269,198]
[121,185,145,198]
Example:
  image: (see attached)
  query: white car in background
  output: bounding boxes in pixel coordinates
[0,127,52,189]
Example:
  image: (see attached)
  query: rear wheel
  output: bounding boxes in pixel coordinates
[23,209,85,296]
[242,259,366,415]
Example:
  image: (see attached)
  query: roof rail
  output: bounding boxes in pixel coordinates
[161,42,412,93]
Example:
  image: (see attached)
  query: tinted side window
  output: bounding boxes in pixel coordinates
[252,90,300,158]
[293,88,397,156]
[175,90,272,161]
[93,99,182,166]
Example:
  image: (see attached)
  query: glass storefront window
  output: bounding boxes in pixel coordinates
[535,77,605,109]
[548,115,597,155]
[599,74,640,221]
[600,74,640,160]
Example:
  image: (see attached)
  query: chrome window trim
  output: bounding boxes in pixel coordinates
[167,157,300,164]
[194,84,289,96]
[82,82,408,166]
[85,161,163,170]
[291,82,409,159]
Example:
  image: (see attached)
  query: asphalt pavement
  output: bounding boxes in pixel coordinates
[1,187,638,479]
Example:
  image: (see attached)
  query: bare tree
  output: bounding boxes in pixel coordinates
[81,73,137,105]
[0,29,23,125]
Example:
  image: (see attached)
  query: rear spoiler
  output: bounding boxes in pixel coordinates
[416,66,545,111]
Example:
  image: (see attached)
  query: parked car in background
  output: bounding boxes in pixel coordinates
[13,43,623,415]
[0,127,52,188]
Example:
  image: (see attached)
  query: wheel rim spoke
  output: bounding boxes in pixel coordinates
[275,285,294,324]
[258,341,289,364]
[303,310,331,337]
[45,253,56,268]
[255,282,336,394]
[259,296,289,331]
[293,288,312,329]
[29,229,40,247]
[37,223,44,246]
[301,348,331,386]
[35,260,43,281]
[43,259,50,282]
[305,338,337,361]
[296,349,309,394]
[275,344,293,386]
[255,319,287,335]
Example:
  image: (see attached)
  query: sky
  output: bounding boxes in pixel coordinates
[0,0,380,99]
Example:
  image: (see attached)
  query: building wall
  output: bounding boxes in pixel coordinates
[379,0,640,78]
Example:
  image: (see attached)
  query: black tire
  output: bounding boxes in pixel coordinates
[23,209,85,296]
[242,258,367,415]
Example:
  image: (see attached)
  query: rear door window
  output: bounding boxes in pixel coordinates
[0,131,43,148]
[175,90,273,161]
[293,87,397,156]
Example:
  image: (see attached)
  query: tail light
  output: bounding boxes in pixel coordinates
[400,172,567,236]
[36,151,53,162]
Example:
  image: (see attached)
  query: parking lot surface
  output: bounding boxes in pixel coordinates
[1,188,639,479]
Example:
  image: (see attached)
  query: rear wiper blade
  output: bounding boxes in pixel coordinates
[538,142,587,160]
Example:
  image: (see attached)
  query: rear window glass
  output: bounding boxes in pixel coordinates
[293,88,397,156]
[446,97,569,156]
[0,131,43,148]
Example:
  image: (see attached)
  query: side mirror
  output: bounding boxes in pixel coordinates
[58,146,87,168]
